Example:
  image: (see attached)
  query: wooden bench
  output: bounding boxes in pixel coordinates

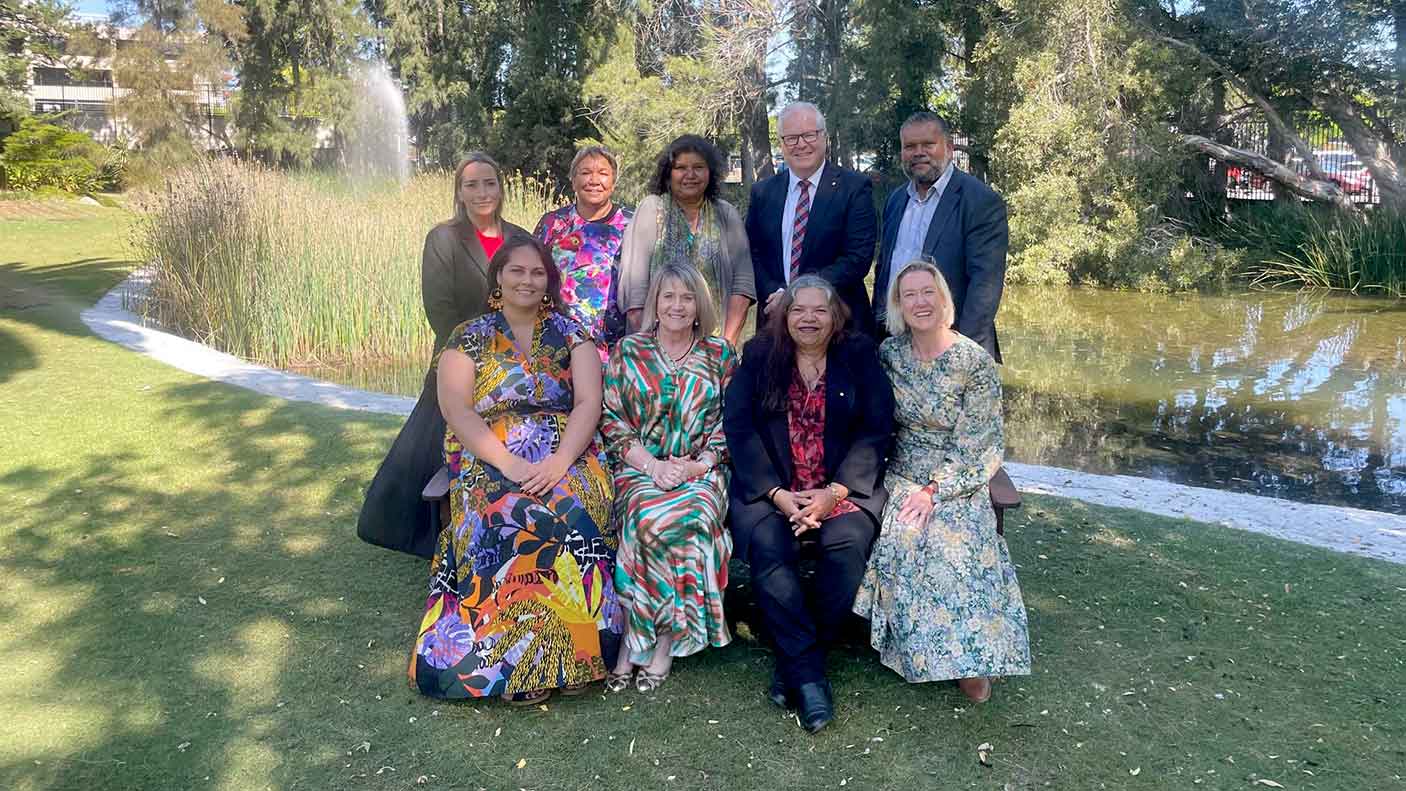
[423,464,1021,534]
[423,465,453,531]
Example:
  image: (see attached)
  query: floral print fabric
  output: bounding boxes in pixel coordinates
[601,334,737,665]
[535,204,633,356]
[853,334,1031,683]
[409,311,622,699]
[787,371,859,518]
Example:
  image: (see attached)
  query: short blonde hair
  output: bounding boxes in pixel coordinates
[640,264,719,339]
[885,259,956,337]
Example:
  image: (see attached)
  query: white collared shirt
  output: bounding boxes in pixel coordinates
[888,161,955,298]
[780,160,827,283]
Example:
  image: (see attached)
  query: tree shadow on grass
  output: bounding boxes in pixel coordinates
[0,324,39,384]
[2,375,1406,790]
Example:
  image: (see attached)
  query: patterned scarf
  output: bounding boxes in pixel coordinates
[651,194,726,320]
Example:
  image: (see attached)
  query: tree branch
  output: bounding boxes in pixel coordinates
[1157,34,1332,184]
[1181,134,1357,212]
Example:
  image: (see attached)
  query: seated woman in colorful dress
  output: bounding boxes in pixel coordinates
[409,235,621,705]
[534,145,634,357]
[358,152,530,558]
[723,274,895,734]
[852,260,1031,703]
[616,134,755,346]
[599,263,738,693]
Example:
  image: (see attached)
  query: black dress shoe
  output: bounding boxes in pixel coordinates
[794,680,834,734]
[767,670,793,709]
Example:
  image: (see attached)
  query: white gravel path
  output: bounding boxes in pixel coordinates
[81,270,1406,566]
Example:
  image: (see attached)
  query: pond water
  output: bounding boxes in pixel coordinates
[297,286,1406,515]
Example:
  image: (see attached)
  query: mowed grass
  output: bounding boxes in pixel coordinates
[1,207,1404,791]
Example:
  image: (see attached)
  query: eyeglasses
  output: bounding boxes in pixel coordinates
[780,129,824,147]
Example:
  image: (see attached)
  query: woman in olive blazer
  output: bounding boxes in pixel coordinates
[358,153,529,557]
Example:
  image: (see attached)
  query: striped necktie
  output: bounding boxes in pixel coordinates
[790,178,810,281]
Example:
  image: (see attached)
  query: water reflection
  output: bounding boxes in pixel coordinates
[298,287,1406,514]
[999,287,1406,514]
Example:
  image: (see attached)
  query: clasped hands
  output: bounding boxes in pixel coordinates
[772,486,841,536]
[647,455,710,491]
[501,453,571,497]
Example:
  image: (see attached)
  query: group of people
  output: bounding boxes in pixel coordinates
[357,102,1029,734]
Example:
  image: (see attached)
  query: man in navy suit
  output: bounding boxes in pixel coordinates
[746,102,879,335]
[873,112,1009,361]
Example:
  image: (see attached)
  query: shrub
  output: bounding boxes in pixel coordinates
[0,117,107,194]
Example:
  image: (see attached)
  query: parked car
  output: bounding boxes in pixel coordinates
[1313,151,1373,195]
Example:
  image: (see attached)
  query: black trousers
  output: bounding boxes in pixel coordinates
[746,510,876,688]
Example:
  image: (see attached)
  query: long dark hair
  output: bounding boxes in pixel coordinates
[487,235,566,315]
[758,274,851,412]
[650,134,725,203]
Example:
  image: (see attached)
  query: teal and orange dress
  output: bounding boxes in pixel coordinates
[601,333,737,665]
[409,310,621,699]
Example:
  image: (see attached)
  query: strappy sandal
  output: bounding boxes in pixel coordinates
[560,681,593,696]
[635,669,668,693]
[504,689,552,706]
[604,670,633,693]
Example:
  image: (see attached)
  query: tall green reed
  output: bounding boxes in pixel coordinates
[134,158,559,367]
[1248,208,1406,297]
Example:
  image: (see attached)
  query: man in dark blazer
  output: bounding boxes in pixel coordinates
[746,102,879,335]
[872,111,1009,361]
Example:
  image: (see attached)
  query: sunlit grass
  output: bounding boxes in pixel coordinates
[133,159,558,367]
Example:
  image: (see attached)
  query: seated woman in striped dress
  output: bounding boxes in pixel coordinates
[600,263,738,693]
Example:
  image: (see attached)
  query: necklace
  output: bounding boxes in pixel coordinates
[659,335,696,366]
[797,353,826,389]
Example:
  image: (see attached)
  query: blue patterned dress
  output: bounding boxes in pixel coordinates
[409,311,622,699]
[853,334,1031,682]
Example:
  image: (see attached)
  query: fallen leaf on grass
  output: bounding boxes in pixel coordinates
[515,759,526,769]
[976,742,992,766]
[1253,781,1285,788]
[176,742,191,752]
[355,741,370,752]
[1130,767,1141,776]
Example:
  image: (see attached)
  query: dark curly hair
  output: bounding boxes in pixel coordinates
[487,235,566,315]
[650,134,726,203]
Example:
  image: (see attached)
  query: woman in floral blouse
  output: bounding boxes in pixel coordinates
[534,146,634,358]
[853,260,1030,703]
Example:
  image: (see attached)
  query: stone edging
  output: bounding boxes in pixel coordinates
[81,269,1406,565]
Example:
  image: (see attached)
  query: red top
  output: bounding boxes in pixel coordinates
[787,371,859,519]
[476,229,504,261]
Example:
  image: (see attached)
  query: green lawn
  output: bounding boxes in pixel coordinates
[1,205,1403,791]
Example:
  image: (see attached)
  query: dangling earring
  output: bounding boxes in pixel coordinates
[488,287,503,311]
[538,293,553,319]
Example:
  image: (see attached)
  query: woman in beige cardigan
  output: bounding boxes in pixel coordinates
[616,135,755,346]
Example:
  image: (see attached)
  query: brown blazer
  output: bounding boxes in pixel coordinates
[421,219,530,351]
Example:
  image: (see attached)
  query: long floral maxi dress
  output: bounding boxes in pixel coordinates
[409,311,622,699]
[853,334,1031,683]
[600,334,737,664]
[535,204,634,357]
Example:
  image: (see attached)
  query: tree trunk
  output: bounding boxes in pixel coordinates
[1313,90,1406,213]
[1182,134,1359,212]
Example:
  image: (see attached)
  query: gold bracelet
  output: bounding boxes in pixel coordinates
[827,482,844,500]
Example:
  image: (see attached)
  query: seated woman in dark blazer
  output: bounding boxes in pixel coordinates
[357,152,531,557]
[723,274,895,734]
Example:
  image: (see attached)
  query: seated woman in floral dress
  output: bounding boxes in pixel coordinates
[409,235,622,705]
[600,263,737,693]
[853,259,1031,703]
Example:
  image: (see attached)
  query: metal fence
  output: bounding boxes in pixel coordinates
[1215,120,1384,205]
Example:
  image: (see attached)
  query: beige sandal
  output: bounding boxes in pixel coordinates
[604,670,633,693]
[635,669,668,693]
